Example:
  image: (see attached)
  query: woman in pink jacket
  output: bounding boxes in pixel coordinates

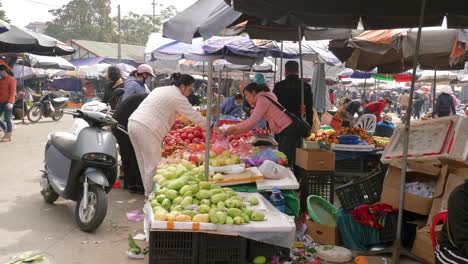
[224,83,300,166]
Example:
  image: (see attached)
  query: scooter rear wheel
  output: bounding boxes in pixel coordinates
[75,185,107,232]
[51,110,64,121]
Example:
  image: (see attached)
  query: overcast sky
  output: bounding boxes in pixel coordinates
[3,0,197,27]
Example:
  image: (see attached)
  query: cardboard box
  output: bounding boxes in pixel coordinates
[306,219,340,245]
[412,226,440,264]
[380,166,436,215]
[426,167,467,225]
[295,148,335,171]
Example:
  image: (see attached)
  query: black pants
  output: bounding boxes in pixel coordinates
[113,128,143,189]
[276,124,302,168]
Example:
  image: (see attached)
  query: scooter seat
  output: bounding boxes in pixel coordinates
[52,97,68,104]
[50,132,77,158]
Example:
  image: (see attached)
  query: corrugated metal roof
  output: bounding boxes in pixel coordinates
[71,39,145,63]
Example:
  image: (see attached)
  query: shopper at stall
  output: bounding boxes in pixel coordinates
[122,64,154,102]
[374,115,395,138]
[13,92,27,120]
[329,88,335,105]
[223,82,300,167]
[128,73,209,196]
[273,61,313,125]
[345,98,368,118]
[434,85,456,118]
[102,66,124,109]
[413,94,425,120]
[363,98,391,122]
[220,93,243,118]
[112,93,148,194]
[435,180,468,263]
[397,89,410,116]
[0,64,16,142]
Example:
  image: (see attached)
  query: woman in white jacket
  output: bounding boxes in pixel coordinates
[128,73,207,195]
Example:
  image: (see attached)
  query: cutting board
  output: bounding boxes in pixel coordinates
[212,168,264,186]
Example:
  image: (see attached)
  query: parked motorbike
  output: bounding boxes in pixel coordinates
[27,93,69,123]
[40,110,126,232]
[71,100,111,136]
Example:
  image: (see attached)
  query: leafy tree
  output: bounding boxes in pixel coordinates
[45,0,116,42]
[118,6,177,46]
[0,1,9,22]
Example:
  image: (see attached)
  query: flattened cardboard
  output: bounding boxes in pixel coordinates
[295,148,335,171]
[306,220,340,245]
[380,166,435,215]
[390,159,442,177]
[441,168,468,211]
[411,226,441,264]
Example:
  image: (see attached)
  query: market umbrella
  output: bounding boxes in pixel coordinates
[163,0,242,44]
[0,25,75,55]
[226,0,468,29]
[0,19,10,34]
[13,64,53,80]
[23,53,76,70]
[311,64,326,113]
[331,29,468,73]
[417,70,458,82]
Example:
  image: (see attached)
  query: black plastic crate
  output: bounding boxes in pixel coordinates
[335,171,385,211]
[335,155,380,173]
[149,231,198,264]
[198,233,247,264]
[247,239,291,262]
[295,167,334,211]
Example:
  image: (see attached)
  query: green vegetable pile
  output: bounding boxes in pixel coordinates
[150,161,265,225]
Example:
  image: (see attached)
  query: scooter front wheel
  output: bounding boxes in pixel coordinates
[40,173,59,204]
[27,105,42,123]
[75,185,107,232]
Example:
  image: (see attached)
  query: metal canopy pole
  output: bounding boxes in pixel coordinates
[298,26,305,118]
[279,41,284,79]
[432,69,437,112]
[204,60,214,179]
[392,0,426,262]
[224,70,229,97]
[273,58,277,84]
[216,70,222,122]
[22,54,26,124]
[363,78,367,99]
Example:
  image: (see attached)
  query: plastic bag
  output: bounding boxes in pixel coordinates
[316,245,352,263]
[259,160,288,179]
[212,135,230,155]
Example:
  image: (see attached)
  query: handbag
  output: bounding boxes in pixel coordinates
[262,96,311,138]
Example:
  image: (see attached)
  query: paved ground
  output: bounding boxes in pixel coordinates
[0,116,147,263]
[0,115,423,264]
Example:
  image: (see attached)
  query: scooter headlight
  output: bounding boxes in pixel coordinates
[82,153,115,164]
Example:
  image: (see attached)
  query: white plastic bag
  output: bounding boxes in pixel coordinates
[258,160,288,179]
[316,245,352,263]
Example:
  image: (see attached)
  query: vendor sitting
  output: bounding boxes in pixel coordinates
[374,115,395,138]
[220,93,243,118]
[436,180,468,263]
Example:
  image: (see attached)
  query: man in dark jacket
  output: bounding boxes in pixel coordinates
[273,61,313,124]
[436,180,468,263]
[435,91,456,118]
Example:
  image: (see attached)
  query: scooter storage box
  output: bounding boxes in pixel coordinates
[381,116,468,164]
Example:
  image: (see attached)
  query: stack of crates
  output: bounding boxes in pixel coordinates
[295,148,336,211]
